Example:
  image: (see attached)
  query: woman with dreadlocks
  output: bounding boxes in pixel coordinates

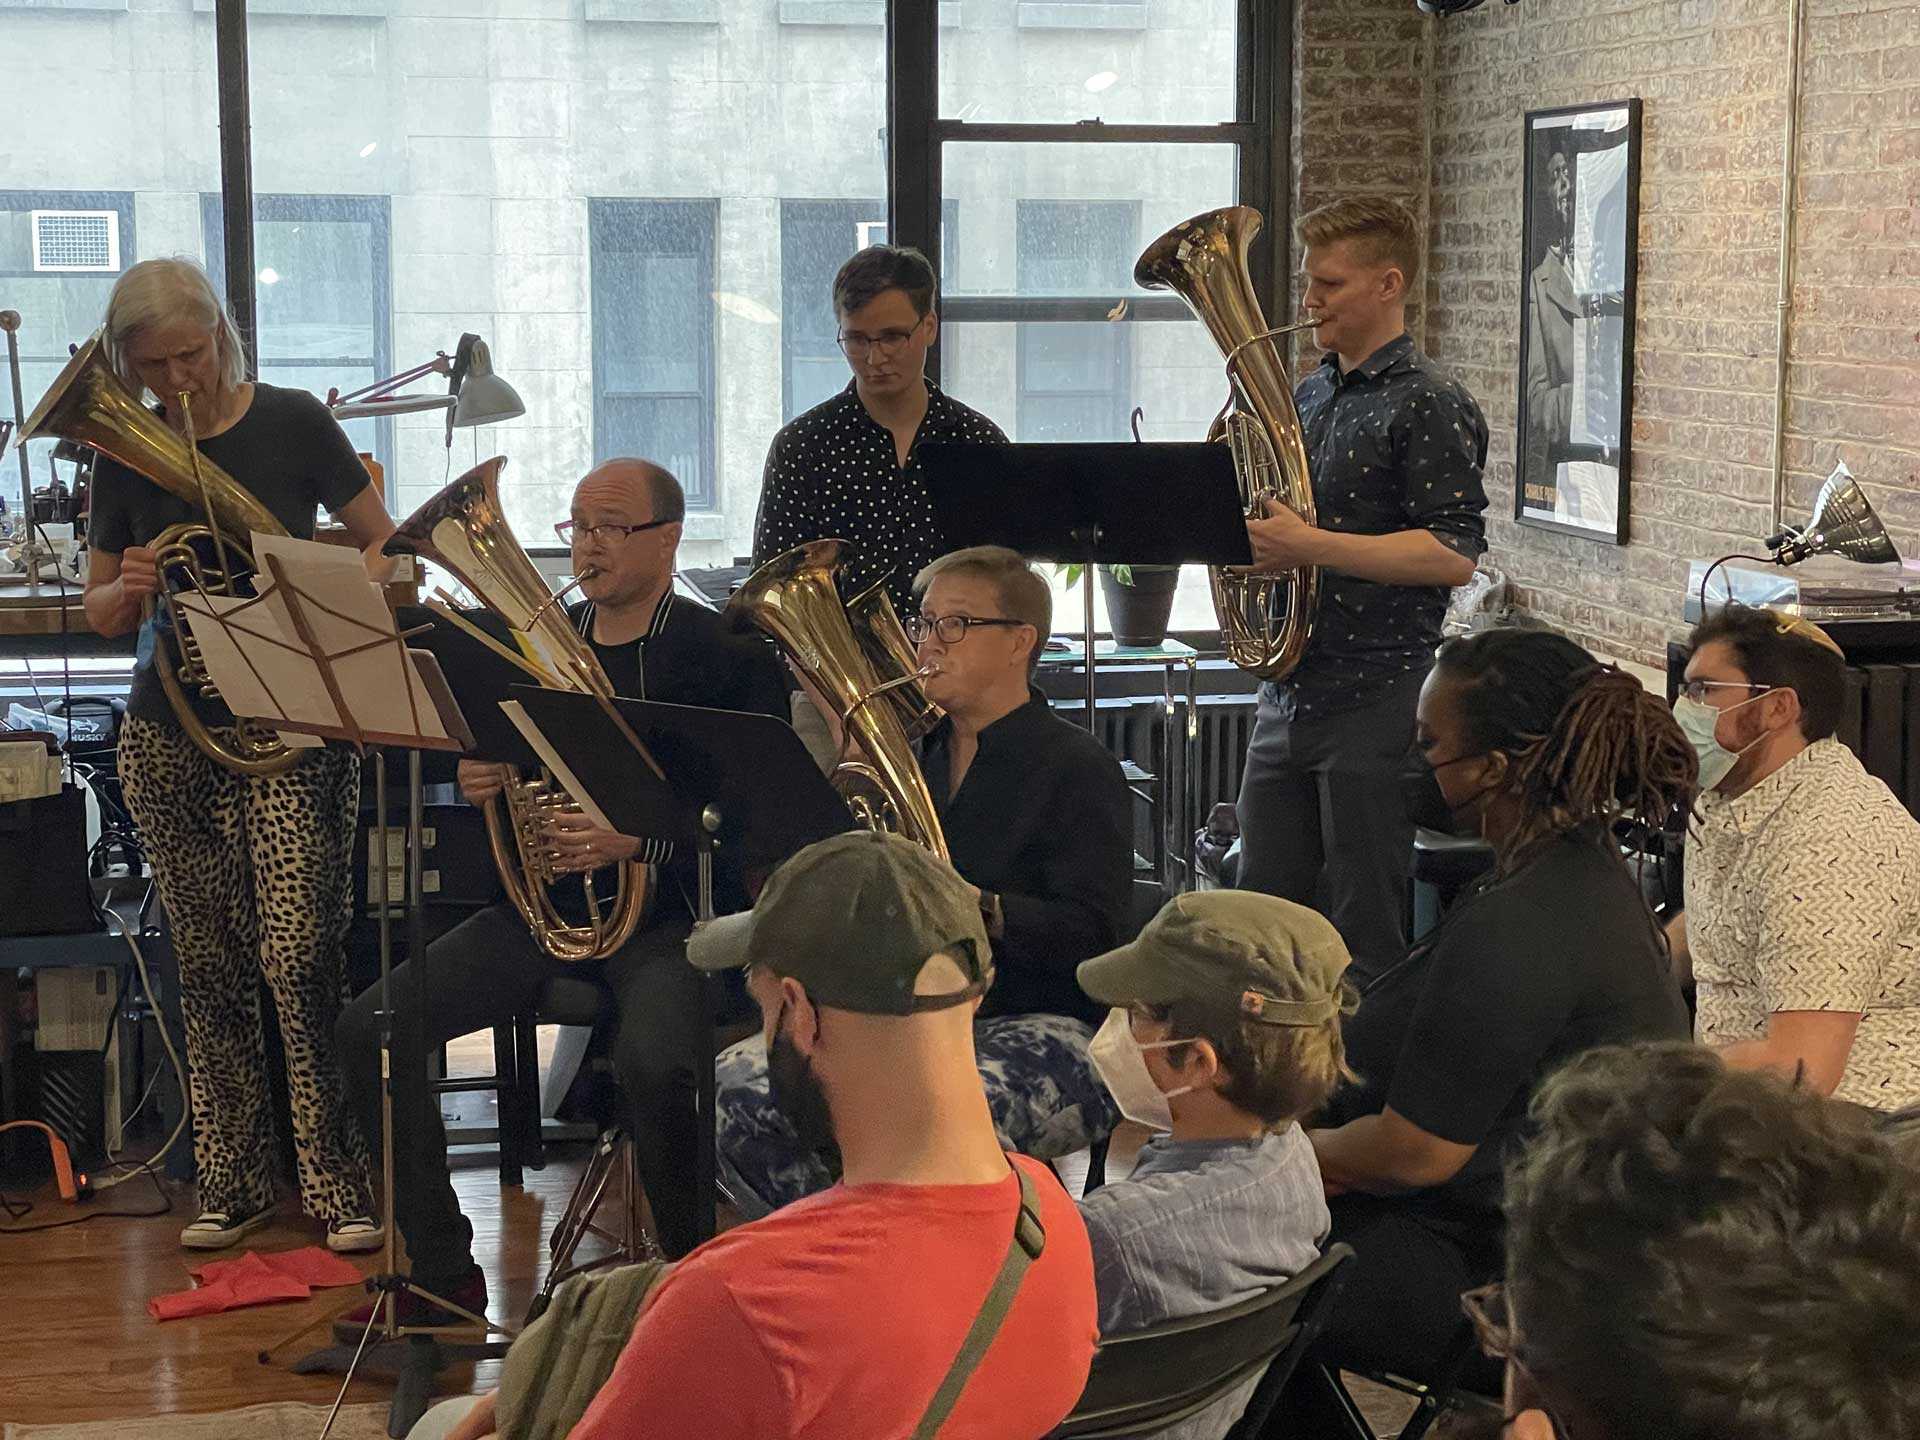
[1274,628,1697,1423]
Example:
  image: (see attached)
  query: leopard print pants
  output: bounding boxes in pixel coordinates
[120,714,373,1221]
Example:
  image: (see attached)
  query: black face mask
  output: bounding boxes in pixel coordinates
[1400,750,1493,838]
[767,1004,838,1159]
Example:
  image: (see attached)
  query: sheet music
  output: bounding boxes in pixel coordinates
[499,699,617,831]
[172,533,453,742]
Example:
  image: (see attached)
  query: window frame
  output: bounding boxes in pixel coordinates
[200,191,395,487]
[588,197,720,513]
[1012,198,1139,444]
[0,188,138,344]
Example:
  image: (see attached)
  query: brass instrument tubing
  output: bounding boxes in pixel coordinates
[176,392,238,592]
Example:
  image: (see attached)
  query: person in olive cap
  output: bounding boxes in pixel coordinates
[561,830,1098,1440]
[1073,890,1355,1440]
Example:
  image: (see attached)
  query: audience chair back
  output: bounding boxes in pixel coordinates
[1049,1243,1353,1439]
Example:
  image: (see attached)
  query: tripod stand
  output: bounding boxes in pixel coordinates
[259,748,514,1440]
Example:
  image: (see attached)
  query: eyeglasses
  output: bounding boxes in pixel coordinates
[1460,1283,1576,1440]
[555,518,674,545]
[1677,679,1773,705]
[836,319,925,360]
[905,612,1030,645]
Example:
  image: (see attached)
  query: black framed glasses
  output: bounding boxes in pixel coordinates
[555,517,674,545]
[905,613,1030,645]
[1677,678,1773,705]
[836,318,926,360]
[1460,1283,1576,1440]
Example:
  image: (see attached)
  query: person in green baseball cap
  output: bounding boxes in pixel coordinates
[1071,890,1355,1440]
[551,830,1101,1440]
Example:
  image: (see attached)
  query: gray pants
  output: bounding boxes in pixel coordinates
[714,1012,1118,1216]
[1234,671,1425,985]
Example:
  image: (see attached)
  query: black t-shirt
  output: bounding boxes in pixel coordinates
[88,382,373,727]
[1324,825,1688,1226]
[917,690,1133,1024]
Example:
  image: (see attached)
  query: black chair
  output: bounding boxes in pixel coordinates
[1313,1317,1502,1440]
[1049,1243,1354,1439]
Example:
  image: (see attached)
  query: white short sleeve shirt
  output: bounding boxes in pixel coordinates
[1688,738,1920,1109]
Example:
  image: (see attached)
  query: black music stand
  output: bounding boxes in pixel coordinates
[504,688,851,1240]
[916,441,1250,725]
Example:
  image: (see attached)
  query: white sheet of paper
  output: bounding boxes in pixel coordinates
[170,533,451,743]
[499,700,616,832]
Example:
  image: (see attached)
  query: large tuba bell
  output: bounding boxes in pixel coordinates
[1135,206,1321,681]
[16,334,297,773]
[728,542,948,858]
[383,457,651,963]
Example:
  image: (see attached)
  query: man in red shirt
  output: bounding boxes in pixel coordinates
[443,830,1098,1440]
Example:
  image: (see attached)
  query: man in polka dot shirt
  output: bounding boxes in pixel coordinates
[1235,198,1489,985]
[752,244,1009,621]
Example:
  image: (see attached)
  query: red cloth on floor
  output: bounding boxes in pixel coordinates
[148,1246,367,1322]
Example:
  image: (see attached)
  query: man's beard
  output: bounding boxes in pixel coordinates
[768,1021,839,1161]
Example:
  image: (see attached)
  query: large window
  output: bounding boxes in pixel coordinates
[0,191,136,482]
[591,200,718,512]
[202,194,393,474]
[1014,200,1136,442]
[781,199,884,422]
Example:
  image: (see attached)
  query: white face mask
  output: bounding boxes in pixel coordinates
[1673,693,1769,793]
[1088,1007,1193,1132]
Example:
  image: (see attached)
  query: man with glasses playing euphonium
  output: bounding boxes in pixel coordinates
[334,460,788,1336]
[716,545,1132,1216]
[752,245,1008,758]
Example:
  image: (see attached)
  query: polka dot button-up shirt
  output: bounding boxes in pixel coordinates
[752,379,1010,616]
[1275,332,1490,722]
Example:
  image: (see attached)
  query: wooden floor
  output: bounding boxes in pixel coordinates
[0,1149,592,1427]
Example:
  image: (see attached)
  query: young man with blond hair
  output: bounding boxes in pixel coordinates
[1235,196,1490,985]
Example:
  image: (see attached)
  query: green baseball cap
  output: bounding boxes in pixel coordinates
[687,830,993,1015]
[1077,890,1350,1027]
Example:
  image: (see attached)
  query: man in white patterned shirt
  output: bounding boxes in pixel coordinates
[1671,604,1920,1112]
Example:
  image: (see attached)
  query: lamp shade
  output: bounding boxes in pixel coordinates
[451,340,525,428]
[1775,472,1898,566]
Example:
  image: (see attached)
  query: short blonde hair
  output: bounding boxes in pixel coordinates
[914,545,1051,673]
[1298,197,1421,293]
[103,258,248,400]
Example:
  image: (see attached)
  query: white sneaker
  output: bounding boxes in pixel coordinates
[327,1216,385,1254]
[180,1204,276,1250]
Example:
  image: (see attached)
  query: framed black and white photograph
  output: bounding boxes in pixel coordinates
[1515,98,1642,544]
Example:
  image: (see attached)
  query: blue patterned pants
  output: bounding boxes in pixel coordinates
[714,1011,1119,1216]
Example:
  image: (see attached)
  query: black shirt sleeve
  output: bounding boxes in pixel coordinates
[285,387,379,513]
[1384,885,1581,1147]
[1393,383,1490,562]
[87,460,137,556]
[994,743,1133,1000]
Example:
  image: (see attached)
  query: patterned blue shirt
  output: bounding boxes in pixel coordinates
[1274,333,1490,721]
[1078,1126,1330,1440]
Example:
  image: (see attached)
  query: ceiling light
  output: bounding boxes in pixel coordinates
[257,267,281,285]
[1085,71,1118,93]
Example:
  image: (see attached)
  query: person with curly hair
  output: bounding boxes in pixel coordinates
[1471,1041,1920,1440]
[1273,628,1697,1425]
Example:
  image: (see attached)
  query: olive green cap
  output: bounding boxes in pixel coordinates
[1077,890,1349,1027]
[687,830,991,1015]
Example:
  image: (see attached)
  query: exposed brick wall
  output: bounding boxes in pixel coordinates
[1292,0,1920,667]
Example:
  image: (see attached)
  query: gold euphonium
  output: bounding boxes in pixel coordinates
[383,457,651,963]
[727,541,949,859]
[1134,206,1321,681]
[16,334,297,774]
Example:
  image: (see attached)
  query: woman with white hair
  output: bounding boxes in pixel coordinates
[81,257,394,1252]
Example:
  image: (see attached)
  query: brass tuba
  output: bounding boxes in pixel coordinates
[383,457,651,962]
[16,334,297,773]
[1134,206,1321,681]
[728,541,948,858]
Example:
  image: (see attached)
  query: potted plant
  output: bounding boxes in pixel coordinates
[1060,563,1182,649]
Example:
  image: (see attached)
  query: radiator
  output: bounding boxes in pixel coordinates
[1055,695,1259,852]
